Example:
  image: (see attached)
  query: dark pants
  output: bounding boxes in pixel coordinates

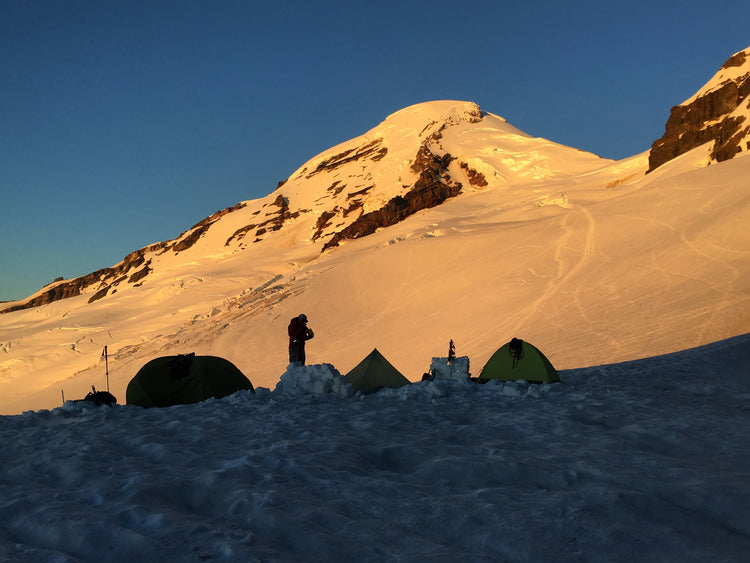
[289,340,305,365]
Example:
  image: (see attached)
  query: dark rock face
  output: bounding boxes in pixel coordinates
[225,194,300,246]
[2,249,158,313]
[322,145,460,251]
[648,52,750,172]
[172,223,212,253]
[460,161,488,187]
[1,201,251,312]
[190,202,246,231]
[171,202,247,253]
[306,139,387,178]
[311,210,338,241]
[87,285,111,304]
[723,50,748,69]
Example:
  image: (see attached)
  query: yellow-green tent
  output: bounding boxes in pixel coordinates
[126,354,254,407]
[478,338,559,383]
[345,348,410,394]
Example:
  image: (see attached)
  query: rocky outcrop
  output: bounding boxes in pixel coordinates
[306,139,387,178]
[172,223,212,253]
[86,260,152,304]
[459,161,488,187]
[225,194,300,245]
[310,186,374,241]
[648,49,750,172]
[311,210,338,241]
[190,202,246,230]
[170,202,247,253]
[0,238,173,313]
[322,145,460,251]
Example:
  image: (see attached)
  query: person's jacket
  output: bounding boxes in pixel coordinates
[288,317,312,348]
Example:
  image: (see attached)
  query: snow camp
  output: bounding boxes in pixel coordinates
[1,4,749,559]
[1,335,749,561]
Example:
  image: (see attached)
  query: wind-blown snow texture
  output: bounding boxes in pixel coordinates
[1,334,749,562]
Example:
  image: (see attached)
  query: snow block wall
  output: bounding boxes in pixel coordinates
[429,356,471,381]
[274,363,354,398]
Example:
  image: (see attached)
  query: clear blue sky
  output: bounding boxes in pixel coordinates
[2,0,748,301]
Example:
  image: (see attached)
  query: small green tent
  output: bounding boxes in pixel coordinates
[478,338,560,383]
[126,353,254,408]
[345,348,410,394]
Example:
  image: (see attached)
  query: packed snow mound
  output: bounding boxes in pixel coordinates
[2,335,749,561]
[274,363,354,398]
[376,377,555,400]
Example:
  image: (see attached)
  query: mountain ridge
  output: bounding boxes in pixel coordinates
[2,50,750,414]
[5,47,750,314]
[648,46,750,171]
[1,101,607,313]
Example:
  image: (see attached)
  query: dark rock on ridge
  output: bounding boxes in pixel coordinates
[459,161,488,187]
[190,202,246,230]
[2,202,254,311]
[322,145,460,251]
[306,139,387,178]
[225,194,300,245]
[1,244,166,313]
[172,224,212,253]
[648,50,750,172]
[172,202,248,253]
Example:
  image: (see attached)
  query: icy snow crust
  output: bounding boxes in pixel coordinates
[1,334,749,561]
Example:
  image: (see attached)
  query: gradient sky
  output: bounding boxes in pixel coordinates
[2,0,748,302]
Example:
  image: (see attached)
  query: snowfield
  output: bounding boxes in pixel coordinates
[1,334,748,562]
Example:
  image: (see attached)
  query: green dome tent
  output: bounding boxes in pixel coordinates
[126,353,254,408]
[478,338,560,383]
[344,348,411,394]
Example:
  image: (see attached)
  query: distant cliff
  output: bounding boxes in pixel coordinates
[648,48,750,172]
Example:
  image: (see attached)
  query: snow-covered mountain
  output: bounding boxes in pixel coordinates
[1,49,749,415]
[649,46,750,170]
[1,101,606,313]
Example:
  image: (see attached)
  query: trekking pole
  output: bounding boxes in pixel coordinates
[102,346,110,392]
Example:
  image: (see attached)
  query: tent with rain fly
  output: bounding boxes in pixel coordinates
[126,353,254,407]
[478,338,560,383]
[344,348,410,394]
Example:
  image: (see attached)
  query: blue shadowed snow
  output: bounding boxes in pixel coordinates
[1,334,749,561]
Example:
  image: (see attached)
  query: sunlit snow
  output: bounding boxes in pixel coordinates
[2,99,748,415]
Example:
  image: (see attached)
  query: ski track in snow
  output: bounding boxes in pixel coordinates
[1,335,749,562]
[507,205,598,337]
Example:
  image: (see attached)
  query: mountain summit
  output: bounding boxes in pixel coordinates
[2,50,750,414]
[2,101,605,313]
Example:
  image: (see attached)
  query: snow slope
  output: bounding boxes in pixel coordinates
[1,99,750,414]
[1,334,749,561]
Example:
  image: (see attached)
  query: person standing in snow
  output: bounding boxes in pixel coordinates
[288,314,314,366]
